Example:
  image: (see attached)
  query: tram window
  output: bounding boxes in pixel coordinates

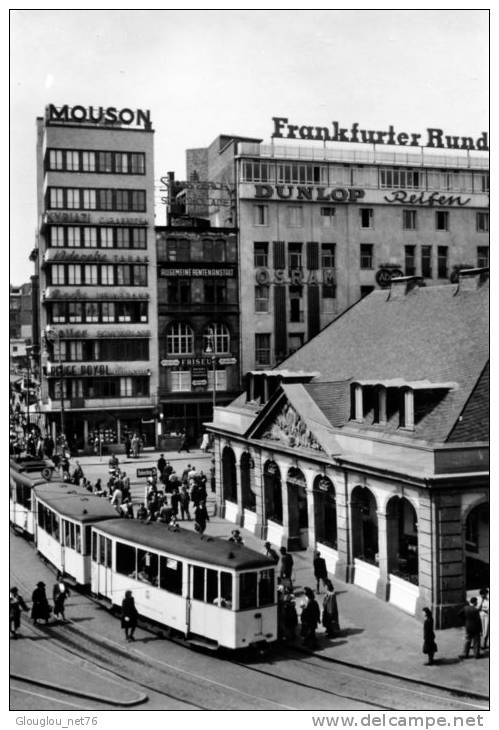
[37,503,44,529]
[75,524,81,553]
[16,484,31,508]
[138,549,158,585]
[106,538,112,568]
[192,565,205,601]
[92,532,97,562]
[239,572,258,610]
[159,556,183,594]
[53,514,60,542]
[116,541,137,578]
[99,534,106,565]
[259,569,275,606]
[84,526,92,556]
[43,506,53,535]
[64,520,75,549]
[220,571,233,608]
[206,568,218,604]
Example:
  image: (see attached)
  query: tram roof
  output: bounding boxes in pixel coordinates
[94,519,276,571]
[33,485,118,522]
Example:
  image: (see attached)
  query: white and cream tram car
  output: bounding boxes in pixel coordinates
[91,520,278,650]
[33,484,117,586]
[10,465,45,538]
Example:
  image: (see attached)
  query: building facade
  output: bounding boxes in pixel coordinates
[207,270,489,628]
[10,282,33,340]
[186,136,489,374]
[156,224,240,441]
[35,104,158,451]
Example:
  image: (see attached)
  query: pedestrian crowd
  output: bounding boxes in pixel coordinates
[10,574,71,638]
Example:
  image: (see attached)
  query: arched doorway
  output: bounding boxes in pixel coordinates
[286,467,308,549]
[351,486,378,564]
[465,502,489,590]
[222,446,237,503]
[240,452,256,512]
[386,496,419,584]
[263,460,282,525]
[313,475,337,549]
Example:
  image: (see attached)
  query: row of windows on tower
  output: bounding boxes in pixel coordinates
[47,301,148,324]
[50,376,149,401]
[50,339,149,362]
[47,187,146,212]
[47,148,146,175]
[49,226,147,249]
[253,204,489,232]
[48,263,148,287]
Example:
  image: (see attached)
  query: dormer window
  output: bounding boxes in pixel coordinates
[400,388,415,430]
[350,380,453,430]
[350,383,363,421]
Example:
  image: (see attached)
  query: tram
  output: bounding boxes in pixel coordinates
[9,458,55,538]
[33,484,117,586]
[91,519,278,650]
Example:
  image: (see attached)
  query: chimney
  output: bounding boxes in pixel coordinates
[456,267,489,292]
[387,275,425,301]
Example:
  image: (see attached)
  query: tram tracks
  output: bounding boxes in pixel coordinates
[230,648,489,712]
[9,555,489,712]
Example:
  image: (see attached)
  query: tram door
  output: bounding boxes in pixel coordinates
[96,534,113,598]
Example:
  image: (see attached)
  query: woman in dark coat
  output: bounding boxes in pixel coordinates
[31,581,51,624]
[194,501,209,537]
[300,587,321,648]
[322,580,340,637]
[422,607,437,665]
[121,590,138,641]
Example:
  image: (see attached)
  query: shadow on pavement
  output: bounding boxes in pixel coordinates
[433,657,462,666]
[341,627,364,637]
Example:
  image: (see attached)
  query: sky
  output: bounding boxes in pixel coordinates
[9,8,489,284]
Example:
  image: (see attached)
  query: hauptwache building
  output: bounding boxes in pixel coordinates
[34,104,158,450]
[185,124,489,375]
[207,269,489,628]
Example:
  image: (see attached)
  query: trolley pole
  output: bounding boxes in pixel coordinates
[57,333,65,441]
[26,346,31,429]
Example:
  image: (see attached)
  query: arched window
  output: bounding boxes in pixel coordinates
[203,323,230,354]
[167,322,194,354]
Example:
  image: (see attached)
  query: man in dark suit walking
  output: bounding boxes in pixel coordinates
[459,597,482,659]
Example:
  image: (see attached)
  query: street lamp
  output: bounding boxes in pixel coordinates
[45,327,65,446]
[25,345,32,430]
[204,329,217,419]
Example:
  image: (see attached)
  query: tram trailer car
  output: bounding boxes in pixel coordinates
[10,460,50,538]
[33,484,117,586]
[91,520,278,650]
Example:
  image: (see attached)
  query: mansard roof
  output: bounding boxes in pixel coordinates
[280,280,488,443]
